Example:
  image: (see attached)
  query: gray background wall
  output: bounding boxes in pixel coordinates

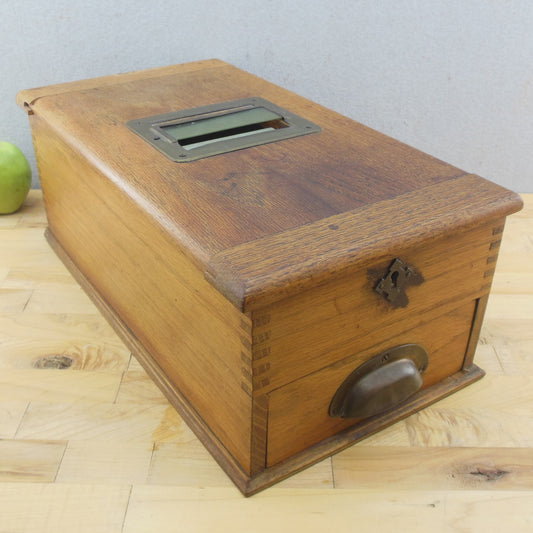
[1,0,531,191]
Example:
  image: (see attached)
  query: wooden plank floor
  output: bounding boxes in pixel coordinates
[0,190,532,532]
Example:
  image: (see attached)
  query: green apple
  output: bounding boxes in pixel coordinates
[0,141,32,214]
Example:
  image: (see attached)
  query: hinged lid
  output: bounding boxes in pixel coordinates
[18,59,523,310]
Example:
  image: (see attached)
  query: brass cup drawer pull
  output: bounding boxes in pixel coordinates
[329,344,429,419]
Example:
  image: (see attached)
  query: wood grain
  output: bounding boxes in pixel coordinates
[0,369,122,403]
[0,484,132,533]
[15,402,175,443]
[0,440,66,483]
[114,357,170,406]
[332,446,533,490]
[55,441,153,485]
[0,402,29,439]
[0,313,130,371]
[0,191,530,529]
[122,486,533,533]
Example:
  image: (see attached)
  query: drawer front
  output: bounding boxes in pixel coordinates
[266,300,477,466]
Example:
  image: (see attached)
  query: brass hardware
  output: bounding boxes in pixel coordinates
[329,344,428,419]
[374,258,423,308]
[127,97,320,162]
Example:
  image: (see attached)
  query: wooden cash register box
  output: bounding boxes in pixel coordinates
[18,59,522,495]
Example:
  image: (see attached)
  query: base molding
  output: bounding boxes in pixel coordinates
[244,365,484,495]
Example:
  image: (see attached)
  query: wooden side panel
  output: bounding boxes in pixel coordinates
[31,115,253,474]
[266,301,477,466]
[251,220,504,393]
[44,229,253,494]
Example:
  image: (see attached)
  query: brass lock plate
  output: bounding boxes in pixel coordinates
[374,258,424,308]
[127,97,321,162]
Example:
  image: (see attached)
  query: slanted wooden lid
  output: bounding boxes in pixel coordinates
[18,60,523,310]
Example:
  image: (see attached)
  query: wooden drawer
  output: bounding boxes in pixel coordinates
[266,300,477,466]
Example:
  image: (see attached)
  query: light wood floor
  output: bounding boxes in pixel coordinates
[1,191,532,532]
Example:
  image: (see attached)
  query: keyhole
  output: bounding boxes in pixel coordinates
[391,270,399,287]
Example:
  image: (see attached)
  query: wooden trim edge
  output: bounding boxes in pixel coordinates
[16,59,228,112]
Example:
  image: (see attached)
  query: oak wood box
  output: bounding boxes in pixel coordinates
[18,60,522,495]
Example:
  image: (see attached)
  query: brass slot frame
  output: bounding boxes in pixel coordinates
[127,97,321,162]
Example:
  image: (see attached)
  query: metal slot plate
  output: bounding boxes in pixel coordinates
[126,97,321,162]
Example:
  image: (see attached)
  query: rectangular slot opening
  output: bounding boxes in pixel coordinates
[161,107,289,150]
